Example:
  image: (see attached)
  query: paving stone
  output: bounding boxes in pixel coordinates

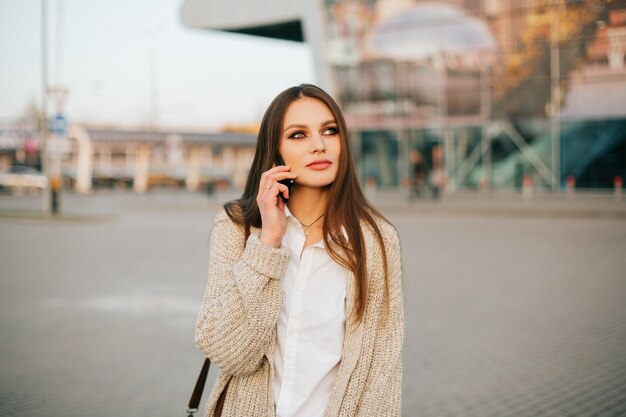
[1,191,625,417]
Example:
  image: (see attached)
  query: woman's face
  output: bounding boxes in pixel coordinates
[278,97,341,189]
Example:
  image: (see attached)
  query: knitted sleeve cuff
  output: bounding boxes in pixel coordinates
[242,233,291,279]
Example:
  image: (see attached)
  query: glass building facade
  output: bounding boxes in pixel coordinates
[181,0,626,191]
[321,0,626,191]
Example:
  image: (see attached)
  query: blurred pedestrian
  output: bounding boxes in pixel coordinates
[409,149,427,199]
[195,84,404,417]
[429,144,446,200]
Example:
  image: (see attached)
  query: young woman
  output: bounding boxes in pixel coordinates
[195,84,404,417]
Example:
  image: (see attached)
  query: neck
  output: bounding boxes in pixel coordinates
[287,185,329,224]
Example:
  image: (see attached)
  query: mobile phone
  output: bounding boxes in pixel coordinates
[275,154,294,203]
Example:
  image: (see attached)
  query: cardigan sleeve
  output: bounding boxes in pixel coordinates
[357,225,404,416]
[195,211,291,376]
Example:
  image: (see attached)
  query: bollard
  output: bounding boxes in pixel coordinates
[522,175,533,200]
[615,176,623,202]
[566,176,575,199]
[50,176,61,214]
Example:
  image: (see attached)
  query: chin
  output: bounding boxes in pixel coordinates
[296,181,335,190]
[295,170,338,188]
[296,176,337,189]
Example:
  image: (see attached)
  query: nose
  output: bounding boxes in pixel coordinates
[310,133,326,154]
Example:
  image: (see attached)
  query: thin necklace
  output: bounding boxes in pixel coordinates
[299,213,325,237]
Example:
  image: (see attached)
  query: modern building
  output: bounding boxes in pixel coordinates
[181,0,626,192]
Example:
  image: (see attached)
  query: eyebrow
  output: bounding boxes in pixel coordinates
[283,120,337,132]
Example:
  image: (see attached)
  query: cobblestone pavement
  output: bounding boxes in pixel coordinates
[1,191,625,417]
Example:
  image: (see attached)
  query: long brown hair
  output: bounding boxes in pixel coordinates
[224,84,389,322]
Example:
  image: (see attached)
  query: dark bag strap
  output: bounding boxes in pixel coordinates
[187,358,211,416]
[186,221,250,416]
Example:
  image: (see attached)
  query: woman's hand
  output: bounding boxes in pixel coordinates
[257,165,297,248]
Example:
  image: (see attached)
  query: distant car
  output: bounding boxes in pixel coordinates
[92,167,134,189]
[0,165,48,193]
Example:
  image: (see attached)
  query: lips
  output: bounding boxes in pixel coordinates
[306,159,332,170]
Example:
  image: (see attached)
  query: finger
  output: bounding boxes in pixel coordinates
[276,192,285,211]
[257,180,272,199]
[259,182,287,207]
[262,173,296,192]
[271,171,298,181]
[260,182,280,200]
[259,166,290,189]
[258,182,275,201]
[276,182,288,200]
[268,166,291,178]
[272,162,291,169]
[266,165,291,174]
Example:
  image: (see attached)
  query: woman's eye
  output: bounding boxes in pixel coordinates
[289,131,306,139]
[323,127,338,135]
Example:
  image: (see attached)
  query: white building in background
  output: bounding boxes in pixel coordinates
[0,122,257,194]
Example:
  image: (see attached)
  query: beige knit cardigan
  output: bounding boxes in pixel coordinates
[195,209,404,417]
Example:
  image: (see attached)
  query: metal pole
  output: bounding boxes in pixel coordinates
[480,57,492,192]
[439,54,448,196]
[56,0,63,83]
[550,1,562,191]
[149,35,157,130]
[51,0,66,214]
[41,0,50,214]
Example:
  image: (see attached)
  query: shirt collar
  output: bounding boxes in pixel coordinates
[283,205,326,249]
[283,204,298,224]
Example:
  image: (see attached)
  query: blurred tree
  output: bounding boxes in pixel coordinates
[493,0,604,119]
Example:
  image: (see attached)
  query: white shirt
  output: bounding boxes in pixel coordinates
[272,206,348,417]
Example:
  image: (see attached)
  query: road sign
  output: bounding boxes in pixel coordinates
[49,114,68,135]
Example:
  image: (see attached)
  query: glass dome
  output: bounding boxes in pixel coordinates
[368,2,497,62]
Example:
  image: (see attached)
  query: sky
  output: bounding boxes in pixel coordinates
[0,0,316,131]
